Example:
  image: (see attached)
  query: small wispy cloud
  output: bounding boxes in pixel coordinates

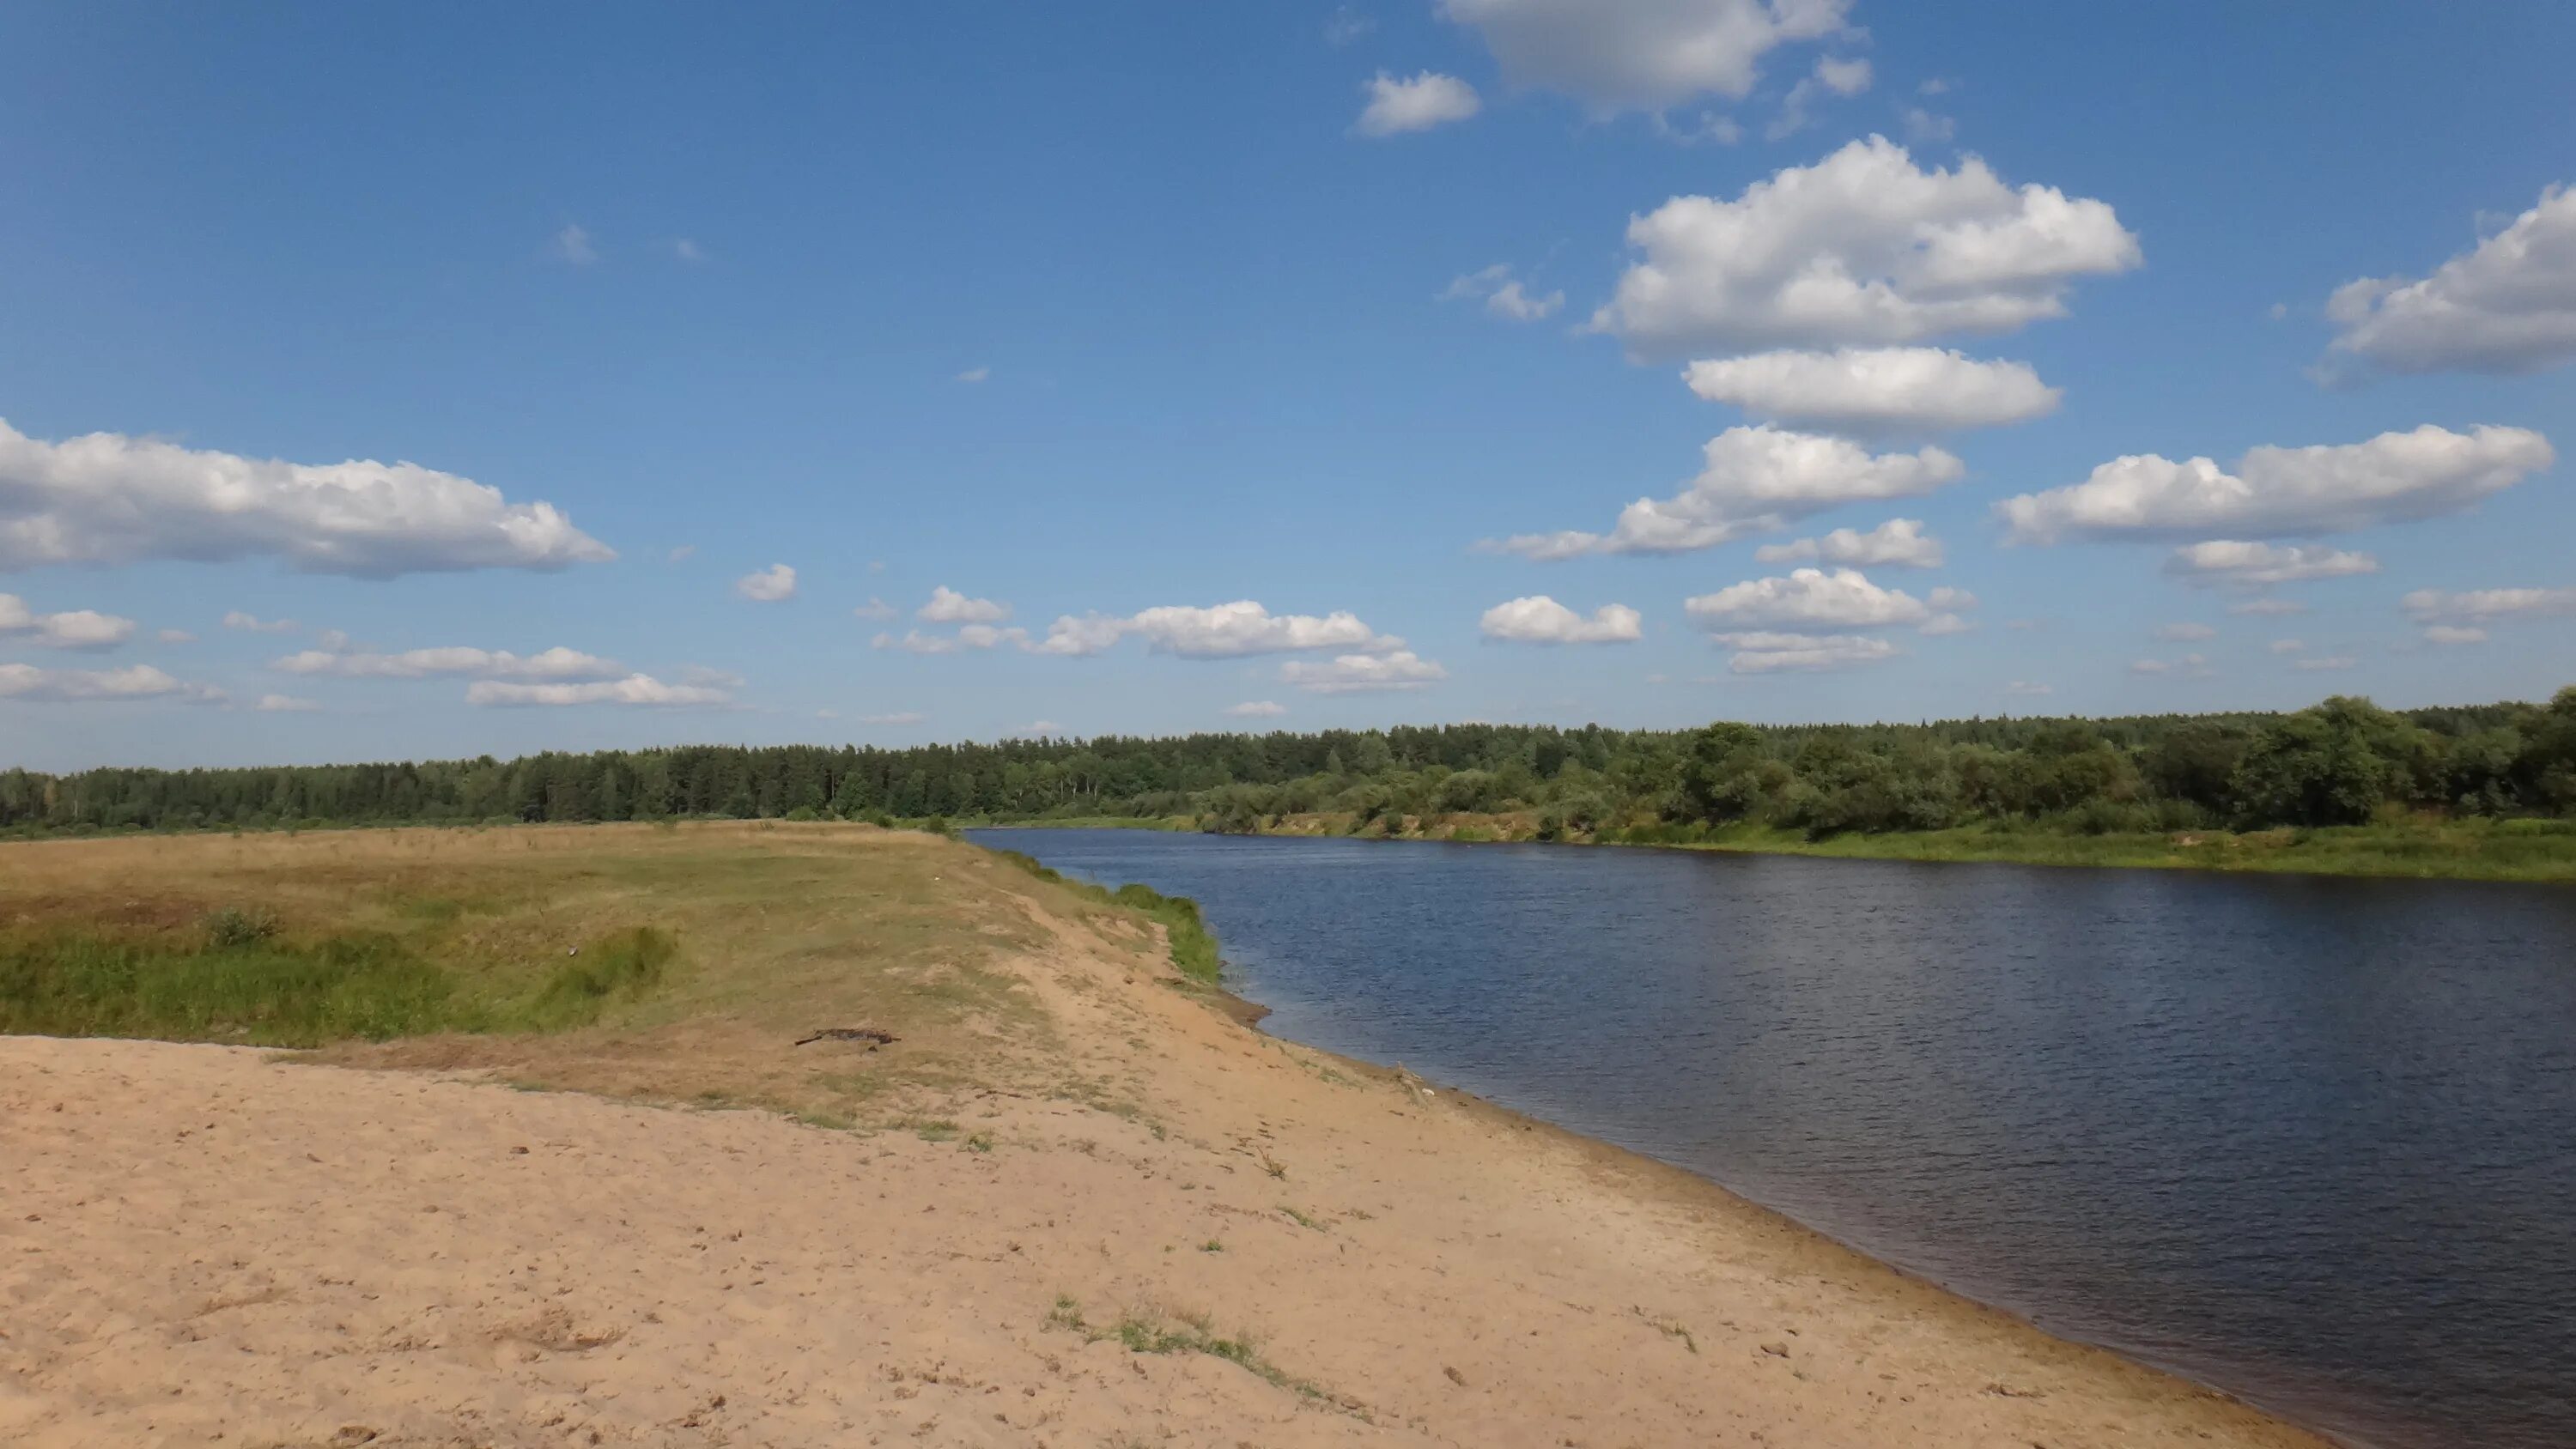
[1900,106,1955,143]
[1322,5,1374,45]
[735,564,798,602]
[956,366,991,384]
[555,223,597,266]
[1354,71,1480,137]
[1440,264,1564,323]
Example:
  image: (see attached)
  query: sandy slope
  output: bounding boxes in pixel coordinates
[0,864,2328,1448]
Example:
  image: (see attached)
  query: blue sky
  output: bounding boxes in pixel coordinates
[3,1,2571,771]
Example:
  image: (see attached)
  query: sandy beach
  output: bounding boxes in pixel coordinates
[0,827,2331,1447]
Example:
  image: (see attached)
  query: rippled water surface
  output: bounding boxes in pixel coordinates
[969,829,2576,1448]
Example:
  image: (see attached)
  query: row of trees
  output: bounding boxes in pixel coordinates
[4,688,2572,839]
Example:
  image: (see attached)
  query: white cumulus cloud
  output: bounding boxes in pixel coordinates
[2324,184,2576,377]
[1754,518,1943,568]
[1279,650,1448,694]
[1488,426,1962,559]
[1592,137,2140,360]
[1024,614,1133,658]
[1998,424,2553,543]
[1354,70,1482,136]
[735,564,798,602]
[1224,700,1289,718]
[1685,567,1933,633]
[917,586,1011,624]
[1022,602,1401,659]
[2421,625,2488,646]
[1128,602,1397,658]
[0,663,222,703]
[0,596,136,651]
[272,646,623,681]
[1709,630,1898,673]
[0,420,611,577]
[1684,348,2059,435]
[1439,0,1850,112]
[1479,596,1643,645]
[872,625,1028,655]
[2163,541,2382,588]
[852,597,897,621]
[2401,585,2576,623]
[465,673,730,707]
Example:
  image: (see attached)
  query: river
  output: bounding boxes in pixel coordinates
[969,828,2576,1449]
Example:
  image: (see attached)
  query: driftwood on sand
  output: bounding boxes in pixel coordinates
[793,1028,899,1048]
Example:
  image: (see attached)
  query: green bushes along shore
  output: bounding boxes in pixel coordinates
[8,687,2575,881]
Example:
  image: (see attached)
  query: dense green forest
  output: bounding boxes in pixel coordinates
[5,688,2573,843]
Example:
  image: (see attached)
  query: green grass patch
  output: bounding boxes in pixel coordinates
[987,848,1224,983]
[0,922,681,1047]
[523,925,677,1028]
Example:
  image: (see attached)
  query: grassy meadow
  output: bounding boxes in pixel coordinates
[0,822,1210,1126]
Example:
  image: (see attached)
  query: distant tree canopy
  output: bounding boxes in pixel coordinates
[5,687,2573,840]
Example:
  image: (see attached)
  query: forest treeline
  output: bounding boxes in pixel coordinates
[5,688,2573,841]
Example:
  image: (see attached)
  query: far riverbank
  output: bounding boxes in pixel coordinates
[979,809,2576,882]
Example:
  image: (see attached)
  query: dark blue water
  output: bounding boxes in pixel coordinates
[969,829,2576,1449]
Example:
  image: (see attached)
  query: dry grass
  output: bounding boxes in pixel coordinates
[0,821,1176,1126]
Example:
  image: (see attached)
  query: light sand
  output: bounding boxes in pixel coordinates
[1,849,2331,1448]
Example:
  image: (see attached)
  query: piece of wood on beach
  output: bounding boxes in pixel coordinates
[792,1027,900,1048]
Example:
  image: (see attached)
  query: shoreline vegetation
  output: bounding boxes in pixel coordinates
[9,687,2573,882]
[0,823,2331,1446]
[984,810,2576,882]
